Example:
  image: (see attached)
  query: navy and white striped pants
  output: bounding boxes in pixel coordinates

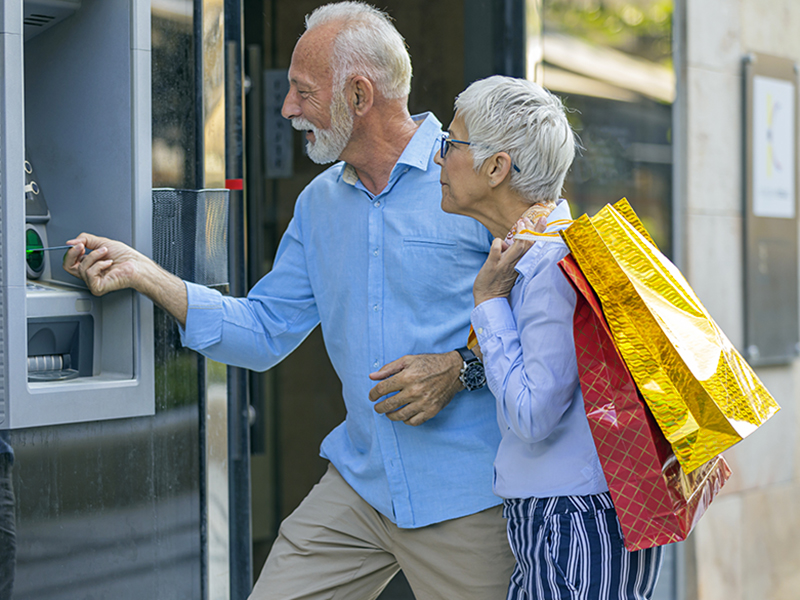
[503,493,663,600]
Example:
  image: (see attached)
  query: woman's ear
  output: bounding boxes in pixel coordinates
[348,76,374,116]
[485,152,514,188]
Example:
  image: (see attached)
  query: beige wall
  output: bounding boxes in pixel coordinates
[684,1,800,598]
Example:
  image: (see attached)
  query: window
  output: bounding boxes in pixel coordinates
[528,0,675,254]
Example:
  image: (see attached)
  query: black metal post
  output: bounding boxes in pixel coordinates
[225,0,253,598]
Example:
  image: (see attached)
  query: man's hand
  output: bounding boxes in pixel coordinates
[368,351,463,426]
[63,233,189,326]
[63,233,143,296]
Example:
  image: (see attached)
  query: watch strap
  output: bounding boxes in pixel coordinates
[456,346,478,364]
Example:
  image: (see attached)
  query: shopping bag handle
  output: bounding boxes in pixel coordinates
[513,219,573,242]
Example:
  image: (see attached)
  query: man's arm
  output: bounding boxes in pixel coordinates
[63,233,188,326]
[368,217,547,426]
[368,351,464,426]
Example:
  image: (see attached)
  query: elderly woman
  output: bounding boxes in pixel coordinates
[434,75,664,599]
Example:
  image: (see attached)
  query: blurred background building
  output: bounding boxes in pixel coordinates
[1,0,797,598]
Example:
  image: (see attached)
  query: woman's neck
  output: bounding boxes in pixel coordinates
[480,198,556,239]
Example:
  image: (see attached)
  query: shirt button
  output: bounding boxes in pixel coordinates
[374,200,381,207]
[373,248,379,256]
[477,327,484,334]
[373,304,380,311]
[373,360,379,368]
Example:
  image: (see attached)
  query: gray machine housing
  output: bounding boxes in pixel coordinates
[0,0,154,428]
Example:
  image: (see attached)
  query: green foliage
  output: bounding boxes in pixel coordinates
[541,0,673,66]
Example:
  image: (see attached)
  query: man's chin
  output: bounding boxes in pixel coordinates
[306,146,339,165]
[306,141,345,165]
[309,156,338,165]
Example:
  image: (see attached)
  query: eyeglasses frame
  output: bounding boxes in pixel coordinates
[438,133,521,173]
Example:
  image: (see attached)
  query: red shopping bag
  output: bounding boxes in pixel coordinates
[559,254,731,551]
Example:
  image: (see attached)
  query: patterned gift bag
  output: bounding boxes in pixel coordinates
[560,254,731,551]
[560,199,779,473]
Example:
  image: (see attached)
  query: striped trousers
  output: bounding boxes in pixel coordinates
[504,493,663,600]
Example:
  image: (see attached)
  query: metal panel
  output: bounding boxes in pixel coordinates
[743,52,800,365]
[0,10,26,426]
[0,1,25,429]
[0,81,4,425]
[224,0,252,596]
[200,1,231,597]
[22,0,80,41]
[152,188,230,287]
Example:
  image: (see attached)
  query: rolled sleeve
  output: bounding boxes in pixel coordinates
[179,281,224,349]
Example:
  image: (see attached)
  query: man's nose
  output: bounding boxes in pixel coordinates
[282,88,301,120]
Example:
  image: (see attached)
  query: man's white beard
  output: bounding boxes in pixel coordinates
[291,90,354,164]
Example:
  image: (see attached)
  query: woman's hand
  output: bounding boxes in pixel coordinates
[473,216,546,306]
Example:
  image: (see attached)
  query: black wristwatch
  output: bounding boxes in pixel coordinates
[456,346,486,391]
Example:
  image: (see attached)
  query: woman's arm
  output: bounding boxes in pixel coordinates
[472,244,580,443]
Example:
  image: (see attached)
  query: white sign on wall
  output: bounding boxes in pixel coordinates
[752,75,796,218]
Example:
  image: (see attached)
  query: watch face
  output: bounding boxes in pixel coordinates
[461,362,486,391]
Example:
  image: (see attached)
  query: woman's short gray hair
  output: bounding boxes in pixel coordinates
[455,76,576,203]
[306,2,412,99]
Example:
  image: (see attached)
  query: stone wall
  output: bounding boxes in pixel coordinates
[684,1,800,598]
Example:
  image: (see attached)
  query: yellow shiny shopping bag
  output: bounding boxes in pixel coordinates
[560,199,780,473]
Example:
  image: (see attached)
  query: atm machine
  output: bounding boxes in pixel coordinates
[1,0,154,428]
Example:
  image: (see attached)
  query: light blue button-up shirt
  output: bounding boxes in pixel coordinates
[471,200,608,500]
[181,113,501,528]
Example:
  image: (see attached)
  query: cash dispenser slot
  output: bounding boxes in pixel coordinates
[27,316,94,382]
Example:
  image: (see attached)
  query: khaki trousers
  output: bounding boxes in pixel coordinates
[249,463,515,600]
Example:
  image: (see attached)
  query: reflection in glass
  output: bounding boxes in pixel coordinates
[528,0,674,255]
[153,2,198,188]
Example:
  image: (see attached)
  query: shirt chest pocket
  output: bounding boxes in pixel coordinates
[400,237,474,303]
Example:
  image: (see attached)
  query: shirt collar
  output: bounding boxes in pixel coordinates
[339,112,442,186]
[514,198,573,275]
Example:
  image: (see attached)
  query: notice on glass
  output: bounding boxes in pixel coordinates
[753,75,796,219]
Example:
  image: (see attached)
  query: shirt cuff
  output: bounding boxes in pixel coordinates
[180,281,224,349]
[470,297,516,347]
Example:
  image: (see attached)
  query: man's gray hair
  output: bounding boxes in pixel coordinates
[306,2,412,99]
[455,76,576,203]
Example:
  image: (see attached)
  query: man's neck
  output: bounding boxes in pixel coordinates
[342,103,420,196]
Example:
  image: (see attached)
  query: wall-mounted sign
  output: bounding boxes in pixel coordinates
[743,53,800,366]
[752,75,796,218]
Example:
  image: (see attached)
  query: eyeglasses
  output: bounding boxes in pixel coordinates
[439,133,472,159]
[438,133,521,173]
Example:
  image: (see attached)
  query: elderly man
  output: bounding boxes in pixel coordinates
[64,2,514,599]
